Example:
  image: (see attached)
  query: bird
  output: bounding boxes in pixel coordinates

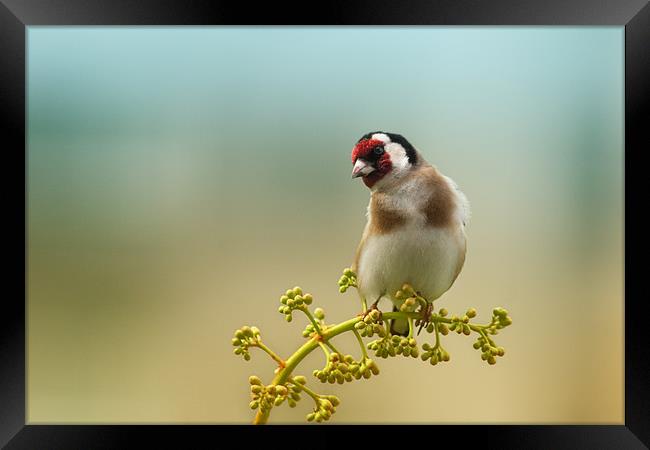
[349,131,470,336]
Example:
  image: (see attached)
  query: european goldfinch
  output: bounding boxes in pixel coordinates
[350,131,470,335]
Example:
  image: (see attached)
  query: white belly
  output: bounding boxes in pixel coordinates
[357,223,465,308]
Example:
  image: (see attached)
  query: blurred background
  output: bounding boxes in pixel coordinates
[27,27,623,423]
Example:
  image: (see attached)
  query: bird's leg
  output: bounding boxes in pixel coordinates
[415,301,433,336]
[362,295,383,322]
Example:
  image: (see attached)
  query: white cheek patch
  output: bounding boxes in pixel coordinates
[385,143,410,176]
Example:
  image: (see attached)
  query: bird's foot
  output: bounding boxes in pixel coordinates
[414,302,434,336]
[362,299,383,322]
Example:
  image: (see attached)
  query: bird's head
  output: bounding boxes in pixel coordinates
[351,131,419,189]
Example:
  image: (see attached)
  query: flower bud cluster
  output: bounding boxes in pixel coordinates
[448,314,472,335]
[491,307,513,329]
[369,335,420,359]
[354,310,386,338]
[337,268,357,293]
[367,336,396,358]
[232,326,262,361]
[313,353,379,383]
[395,284,424,313]
[473,335,505,365]
[278,286,313,323]
[421,343,450,365]
[248,376,295,414]
[306,395,341,423]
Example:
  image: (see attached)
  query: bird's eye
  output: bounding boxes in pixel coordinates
[373,146,384,155]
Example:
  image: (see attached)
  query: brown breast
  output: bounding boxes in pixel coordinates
[417,166,456,228]
[368,192,408,235]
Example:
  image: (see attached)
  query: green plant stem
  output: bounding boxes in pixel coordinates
[432,320,441,350]
[252,311,493,424]
[254,342,285,367]
[300,307,323,335]
[300,307,343,354]
[292,378,321,403]
[352,328,368,360]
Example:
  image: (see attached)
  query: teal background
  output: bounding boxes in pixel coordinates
[28,27,623,423]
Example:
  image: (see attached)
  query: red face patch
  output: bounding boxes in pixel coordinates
[352,138,392,188]
[351,138,385,163]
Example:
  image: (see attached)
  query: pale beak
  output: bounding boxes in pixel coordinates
[351,159,376,179]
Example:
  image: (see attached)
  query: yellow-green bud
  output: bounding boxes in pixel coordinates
[249,376,262,385]
[402,284,415,295]
[466,308,477,318]
[251,385,262,394]
[285,314,292,322]
[488,355,497,365]
[293,376,307,384]
[440,324,449,335]
[235,330,245,339]
[344,268,354,277]
[314,308,325,320]
[232,338,241,346]
[280,295,289,304]
[286,289,295,299]
[339,286,347,293]
[439,308,448,317]
[250,400,259,409]
[303,294,313,304]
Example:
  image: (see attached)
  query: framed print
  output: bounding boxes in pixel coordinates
[1,0,648,448]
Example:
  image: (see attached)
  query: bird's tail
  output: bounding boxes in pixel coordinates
[389,305,409,336]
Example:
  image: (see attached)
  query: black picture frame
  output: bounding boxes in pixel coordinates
[2,1,648,448]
